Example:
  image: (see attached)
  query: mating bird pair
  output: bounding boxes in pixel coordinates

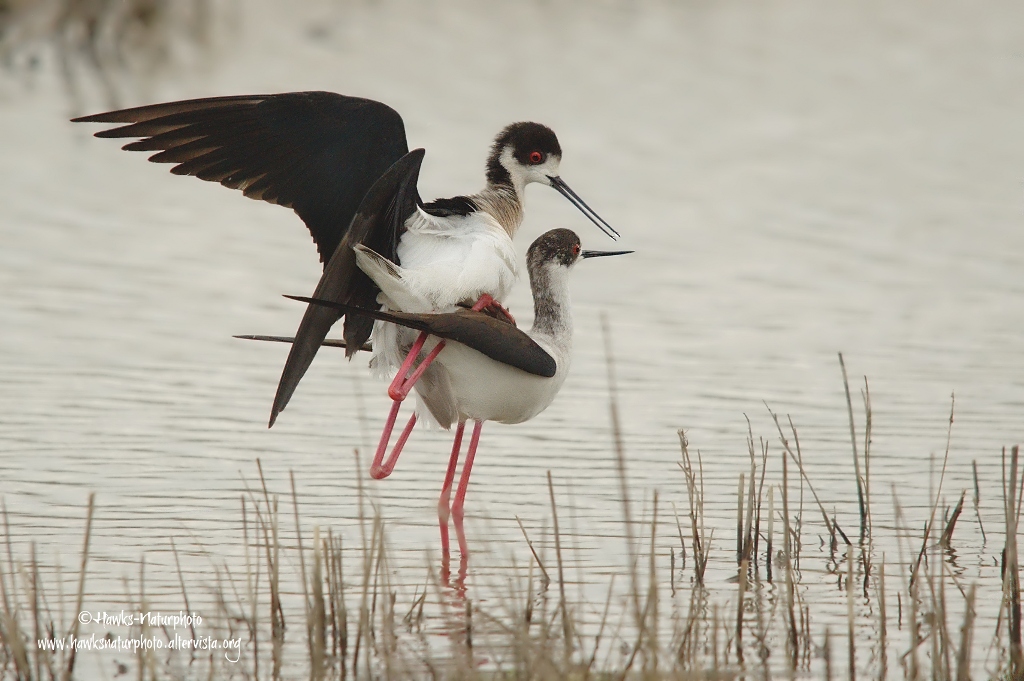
[75,91,630,555]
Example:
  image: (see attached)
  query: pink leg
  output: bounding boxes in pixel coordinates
[370,409,417,480]
[451,421,484,556]
[388,332,448,401]
[369,333,443,480]
[438,421,466,555]
[370,292,498,483]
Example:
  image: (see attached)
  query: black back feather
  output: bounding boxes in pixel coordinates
[421,195,478,218]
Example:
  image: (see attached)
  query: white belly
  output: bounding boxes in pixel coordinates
[416,336,570,426]
[395,209,518,308]
[369,209,519,378]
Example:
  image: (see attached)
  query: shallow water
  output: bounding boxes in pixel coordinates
[2,0,1023,677]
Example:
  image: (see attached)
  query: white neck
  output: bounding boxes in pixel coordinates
[529,262,573,343]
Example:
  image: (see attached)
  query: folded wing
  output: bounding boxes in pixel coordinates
[285,295,558,379]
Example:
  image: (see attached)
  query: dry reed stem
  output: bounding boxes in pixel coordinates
[754,435,769,566]
[955,583,976,681]
[254,460,285,678]
[846,550,855,681]
[782,454,799,671]
[767,486,775,583]
[767,405,848,546]
[168,537,197,645]
[29,543,43,680]
[60,492,93,681]
[940,491,966,548]
[241,495,260,679]
[839,353,868,541]
[586,573,616,674]
[862,376,873,544]
[601,313,643,643]
[824,627,833,681]
[546,471,571,669]
[678,431,709,584]
[736,474,745,564]
[311,527,327,680]
[1002,445,1023,677]
[646,492,659,674]
[735,558,746,667]
[878,559,887,681]
[909,395,956,590]
[515,515,550,586]
[290,471,310,604]
[889,489,919,681]
[972,459,987,543]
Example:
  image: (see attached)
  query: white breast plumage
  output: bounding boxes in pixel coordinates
[368,208,519,378]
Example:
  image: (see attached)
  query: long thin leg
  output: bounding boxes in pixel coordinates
[371,293,502,482]
[387,332,440,401]
[368,333,435,481]
[451,420,484,556]
[438,421,466,555]
[385,293,509,403]
[370,410,417,480]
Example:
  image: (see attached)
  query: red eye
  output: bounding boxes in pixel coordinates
[572,243,581,255]
[529,151,543,164]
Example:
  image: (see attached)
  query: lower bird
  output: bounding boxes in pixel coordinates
[287,228,630,555]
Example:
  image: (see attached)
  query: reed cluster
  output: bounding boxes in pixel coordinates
[1,355,1020,680]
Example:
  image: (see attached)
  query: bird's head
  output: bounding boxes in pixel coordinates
[487,122,619,240]
[526,228,632,276]
[487,122,563,189]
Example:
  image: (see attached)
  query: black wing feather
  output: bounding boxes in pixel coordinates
[284,297,558,379]
[269,149,426,426]
[421,195,478,218]
[74,91,410,265]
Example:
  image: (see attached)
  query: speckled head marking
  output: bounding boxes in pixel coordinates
[527,228,582,271]
[526,228,631,337]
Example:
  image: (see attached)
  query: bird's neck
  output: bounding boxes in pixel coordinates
[473,183,523,239]
[480,148,528,238]
[529,264,572,341]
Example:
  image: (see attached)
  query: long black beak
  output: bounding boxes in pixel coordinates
[581,249,633,259]
[547,175,620,240]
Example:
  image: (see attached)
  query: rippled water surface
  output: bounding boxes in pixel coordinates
[2,0,1023,677]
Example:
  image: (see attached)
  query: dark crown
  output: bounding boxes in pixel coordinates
[527,228,581,270]
[486,122,562,186]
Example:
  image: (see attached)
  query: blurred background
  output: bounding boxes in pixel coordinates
[1,0,1022,673]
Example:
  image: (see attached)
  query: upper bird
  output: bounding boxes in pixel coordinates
[73,91,619,425]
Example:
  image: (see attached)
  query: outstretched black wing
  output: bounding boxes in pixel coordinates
[269,150,425,427]
[73,91,409,266]
[284,296,558,379]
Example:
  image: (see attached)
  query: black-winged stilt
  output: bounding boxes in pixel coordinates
[72,92,620,427]
[287,228,631,555]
